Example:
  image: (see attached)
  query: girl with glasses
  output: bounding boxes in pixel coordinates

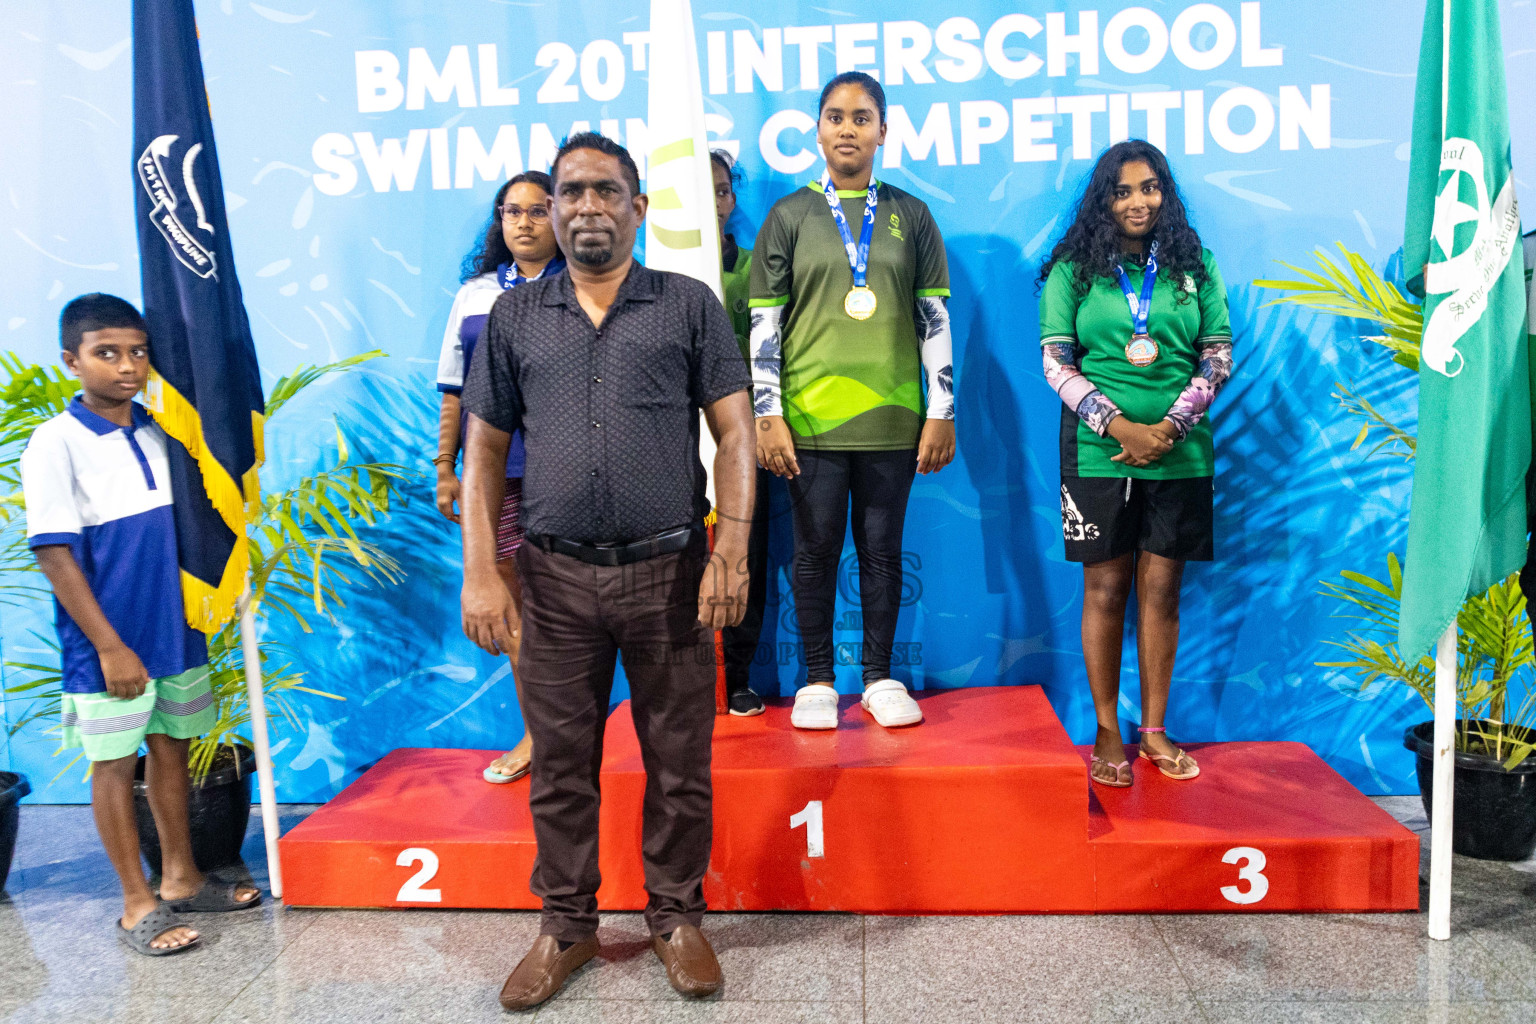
[434,171,565,784]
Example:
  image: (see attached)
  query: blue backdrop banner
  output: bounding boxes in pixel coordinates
[2,0,1533,802]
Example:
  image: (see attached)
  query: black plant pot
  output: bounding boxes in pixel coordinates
[1404,721,1536,861]
[134,744,255,877]
[0,771,31,893]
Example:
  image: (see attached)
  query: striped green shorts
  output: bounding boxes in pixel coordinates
[61,666,217,763]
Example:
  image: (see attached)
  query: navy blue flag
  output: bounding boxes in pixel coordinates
[133,0,265,633]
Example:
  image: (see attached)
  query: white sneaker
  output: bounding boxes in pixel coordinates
[791,684,839,730]
[860,679,922,728]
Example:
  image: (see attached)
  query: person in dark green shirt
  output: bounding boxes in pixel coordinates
[713,148,772,717]
[713,150,753,354]
[751,72,956,732]
[1038,140,1234,788]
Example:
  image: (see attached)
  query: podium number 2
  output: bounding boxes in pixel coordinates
[396,847,442,903]
[1220,846,1268,905]
[790,800,825,858]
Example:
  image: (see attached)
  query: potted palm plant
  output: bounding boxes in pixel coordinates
[1259,247,1536,860]
[0,353,68,890]
[0,770,29,893]
[1,350,409,873]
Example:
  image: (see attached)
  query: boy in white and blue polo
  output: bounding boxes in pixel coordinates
[21,294,257,955]
[23,366,211,760]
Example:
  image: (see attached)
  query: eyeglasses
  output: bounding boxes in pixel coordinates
[497,204,550,223]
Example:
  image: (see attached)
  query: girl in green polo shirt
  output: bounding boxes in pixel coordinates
[1038,139,1233,788]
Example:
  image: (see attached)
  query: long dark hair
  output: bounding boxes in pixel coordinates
[459,170,557,282]
[1038,140,1206,298]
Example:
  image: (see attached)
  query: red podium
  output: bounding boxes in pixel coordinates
[278,686,1418,913]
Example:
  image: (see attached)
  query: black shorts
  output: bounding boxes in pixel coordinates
[1060,476,1213,563]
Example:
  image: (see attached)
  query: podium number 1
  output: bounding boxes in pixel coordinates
[1220,846,1269,905]
[790,800,825,858]
[396,847,442,902]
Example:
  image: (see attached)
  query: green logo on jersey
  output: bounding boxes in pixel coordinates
[889,212,903,240]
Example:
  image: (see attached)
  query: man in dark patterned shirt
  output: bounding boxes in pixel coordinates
[460,133,754,1009]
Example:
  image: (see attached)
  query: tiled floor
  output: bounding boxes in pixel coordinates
[5,797,1536,1023]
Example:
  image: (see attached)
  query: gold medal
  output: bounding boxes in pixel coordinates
[844,285,877,320]
[1125,333,1159,367]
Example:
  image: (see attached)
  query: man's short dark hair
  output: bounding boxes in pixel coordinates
[552,132,642,199]
[59,293,146,353]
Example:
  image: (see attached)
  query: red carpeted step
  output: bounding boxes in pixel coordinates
[597,685,1095,913]
[1083,742,1420,912]
[279,747,541,909]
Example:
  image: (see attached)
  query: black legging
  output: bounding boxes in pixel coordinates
[787,449,917,685]
[722,467,775,691]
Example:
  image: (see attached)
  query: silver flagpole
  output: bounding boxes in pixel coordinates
[1427,0,1454,943]
[239,583,283,899]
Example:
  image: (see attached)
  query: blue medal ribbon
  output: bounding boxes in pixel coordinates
[821,172,878,288]
[1112,240,1159,337]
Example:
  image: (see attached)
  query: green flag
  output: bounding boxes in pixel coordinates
[1399,0,1529,656]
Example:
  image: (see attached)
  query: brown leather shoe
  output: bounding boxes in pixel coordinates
[651,924,722,998]
[498,934,599,1010]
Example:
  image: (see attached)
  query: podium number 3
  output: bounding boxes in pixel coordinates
[1220,846,1268,905]
[790,800,825,858]
[396,847,442,903]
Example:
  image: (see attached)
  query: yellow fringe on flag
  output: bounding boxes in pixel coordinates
[179,551,248,635]
[145,369,265,634]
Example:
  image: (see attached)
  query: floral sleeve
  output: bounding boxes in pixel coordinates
[1043,342,1122,437]
[1163,341,1233,439]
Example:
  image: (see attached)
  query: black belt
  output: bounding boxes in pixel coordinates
[525,523,702,567]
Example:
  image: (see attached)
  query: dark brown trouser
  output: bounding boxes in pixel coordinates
[516,533,716,942]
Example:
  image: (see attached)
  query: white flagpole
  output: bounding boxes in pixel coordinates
[1427,0,1454,943]
[1428,623,1456,939]
[239,583,283,900]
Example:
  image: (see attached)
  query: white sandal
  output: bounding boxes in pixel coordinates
[791,684,839,730]
[860,679,922,728]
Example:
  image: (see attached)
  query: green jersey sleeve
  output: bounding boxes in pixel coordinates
[722,249,752,359]
[1196,249,1232,343]
[913,202,950,298]
[1039,261,1081,347]
[749,204,793,308]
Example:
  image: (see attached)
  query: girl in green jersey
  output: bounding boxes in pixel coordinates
[751,72,956,731]
[1038,140,1234,787]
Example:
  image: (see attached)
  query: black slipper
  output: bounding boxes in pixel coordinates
[117,903,200,956]
[164,877,262,913]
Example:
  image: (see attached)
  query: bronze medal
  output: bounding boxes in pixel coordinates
[1125,333,1159,367]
